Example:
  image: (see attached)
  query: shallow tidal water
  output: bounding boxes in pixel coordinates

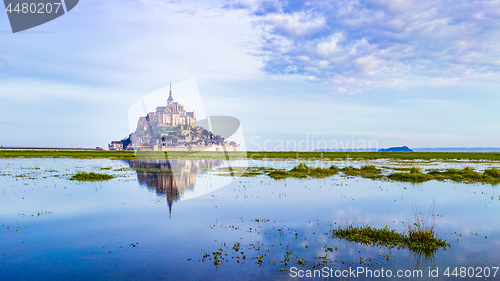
[1,158,500,280]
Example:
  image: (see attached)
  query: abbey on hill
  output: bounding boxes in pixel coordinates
[136,84,196,131]
[110,84,239,152]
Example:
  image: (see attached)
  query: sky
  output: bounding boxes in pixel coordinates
[1,0,500,150]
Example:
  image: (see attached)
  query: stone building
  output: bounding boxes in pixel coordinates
[129,84,239,152]
[137,84,196,131]
[108,141,123,150]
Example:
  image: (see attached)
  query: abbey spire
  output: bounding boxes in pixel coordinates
[167,82,174,104]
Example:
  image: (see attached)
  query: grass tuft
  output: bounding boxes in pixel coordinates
[216,163,500,184]
[69,172,115,181]
[215,164,339,179]
[387,166,500,184]
[3,150,500,161]
[289,163,309,172]
[388,166,431,183]
[269,163,339,179]
[484,167,500,177]
[268,169,295,179]
[427,166,500,184]
[331,224,449,254]
[341,165,382,179]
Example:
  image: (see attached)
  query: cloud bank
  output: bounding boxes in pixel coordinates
[225,0,500,93]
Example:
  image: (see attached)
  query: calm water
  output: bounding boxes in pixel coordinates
[1,158,500,280]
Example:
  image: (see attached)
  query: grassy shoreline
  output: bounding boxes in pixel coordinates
[1,150,500,160]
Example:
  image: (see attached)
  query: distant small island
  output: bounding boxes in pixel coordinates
[378,146,413,152]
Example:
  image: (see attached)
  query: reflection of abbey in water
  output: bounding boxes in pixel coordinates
[129,159,222,215]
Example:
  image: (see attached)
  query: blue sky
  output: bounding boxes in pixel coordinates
[1,0,499,150]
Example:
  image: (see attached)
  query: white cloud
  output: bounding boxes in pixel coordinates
[474,12,485,19]
[317,33,345,56]
[306,75,320,81]
[262,12,326,38]
[318,60,329,68]
[354,55,385,76]
[226,0,500,94]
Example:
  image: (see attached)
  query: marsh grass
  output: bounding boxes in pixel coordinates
[484,167,500,178]
[333,200,449,254]
[409,166,422,173]
[242,167,275,177]
[3,150,500,160]
[381,166,416,171]
[332,225,407,248]
[388,166,431,183]
[114,167,131,172]
[69,172,115,181]
[341,165,382,179]
[406,200,449,255]
[426,166,500,184]
[386,166,500,184]
[269,163,339,179]
[215,167,274,177]
[216,163,339,179]
[267,169,294,179]
[216,163,500,184]
[331,223,448,254]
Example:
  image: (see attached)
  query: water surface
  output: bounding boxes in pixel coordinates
[1,158,499,280]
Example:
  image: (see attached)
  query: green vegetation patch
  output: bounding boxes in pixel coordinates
[284,163,339,179]
[484,167,500,178]
[267,169,295,180]
[388,167,432,183]
[387,166,500,184]
[3,150,500,161]
[220,167,276,177]
[331,224,449,254]
[266,163,339,179]
[215,163,500,185]
[427,167,500,184]
[341,165,383,179]
[114,167,131,172]
[246,151,500,161]
[240,167,274,177]
[69,172,115,181]
[215,163,339,179]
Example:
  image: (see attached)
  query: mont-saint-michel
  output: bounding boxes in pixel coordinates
[111,85,240,152]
